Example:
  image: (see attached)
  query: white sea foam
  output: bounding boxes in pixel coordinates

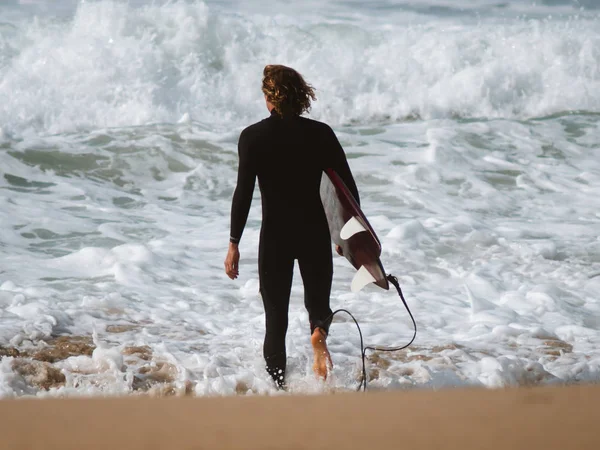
[0,1,599,137]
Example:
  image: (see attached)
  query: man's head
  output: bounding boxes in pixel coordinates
[262,65,316,117]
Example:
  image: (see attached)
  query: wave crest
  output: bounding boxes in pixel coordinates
[0,0,599,135]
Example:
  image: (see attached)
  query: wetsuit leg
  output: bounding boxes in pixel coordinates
[298,237,334,335]
[258,234,294,388]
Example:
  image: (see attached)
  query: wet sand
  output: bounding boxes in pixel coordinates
[2,384,599,449]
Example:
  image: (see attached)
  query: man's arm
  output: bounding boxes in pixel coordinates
[326,126,360,205]
[229,130,257,244]
[225,130,256,280]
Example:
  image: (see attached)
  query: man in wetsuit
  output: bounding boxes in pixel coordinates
[224,64,360,389]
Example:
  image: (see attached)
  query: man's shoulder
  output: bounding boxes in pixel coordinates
[298,116,335,135]
[240,118,268,136]
[239,115,333,140]
[238,119,270,151]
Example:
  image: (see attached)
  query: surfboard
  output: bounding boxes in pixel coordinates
[320,168,389,292]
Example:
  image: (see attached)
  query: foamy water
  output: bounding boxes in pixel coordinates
[1,0,599,397]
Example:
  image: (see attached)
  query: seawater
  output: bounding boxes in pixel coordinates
[1,0,599,396]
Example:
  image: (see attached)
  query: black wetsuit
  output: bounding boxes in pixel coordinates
[229,110,359,387]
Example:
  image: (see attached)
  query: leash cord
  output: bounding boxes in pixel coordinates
[328,274,417,391]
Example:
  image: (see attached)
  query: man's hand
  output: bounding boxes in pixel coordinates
[335,245,344,257]
[224,243,240,280]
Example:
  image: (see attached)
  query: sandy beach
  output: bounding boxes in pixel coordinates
[2,384,600,449]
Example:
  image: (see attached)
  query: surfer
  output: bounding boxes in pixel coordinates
[224,64,360,389]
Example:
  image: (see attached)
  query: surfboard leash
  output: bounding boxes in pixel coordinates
[328,274,417,392]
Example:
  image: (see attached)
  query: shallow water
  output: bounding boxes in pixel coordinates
[1,0,599,397]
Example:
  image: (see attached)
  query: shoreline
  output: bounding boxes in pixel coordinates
[3,384,599,449]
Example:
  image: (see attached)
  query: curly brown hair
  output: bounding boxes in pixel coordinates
[262,65,316,117]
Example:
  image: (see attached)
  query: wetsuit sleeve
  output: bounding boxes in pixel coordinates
[229,130,257,244]
[326,126,360,205]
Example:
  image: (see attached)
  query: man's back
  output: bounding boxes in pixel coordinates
[238,111,359,236]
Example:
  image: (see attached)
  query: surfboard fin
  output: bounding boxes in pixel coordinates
[340,216,367,240]
[351,265,377,292]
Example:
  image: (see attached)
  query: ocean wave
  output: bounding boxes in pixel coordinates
[0,0,599,136]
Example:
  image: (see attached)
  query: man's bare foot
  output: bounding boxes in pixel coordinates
[311,328,332,380]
